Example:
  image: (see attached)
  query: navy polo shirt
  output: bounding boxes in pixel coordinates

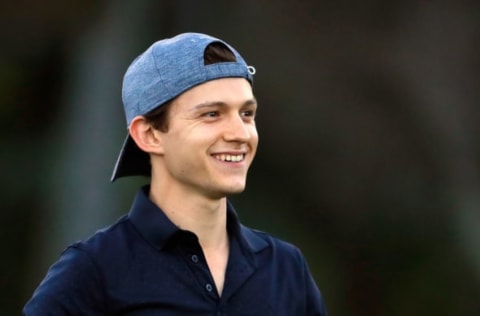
[24,186,328,315]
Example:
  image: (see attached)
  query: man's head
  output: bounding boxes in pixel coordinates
[111,33,256,182]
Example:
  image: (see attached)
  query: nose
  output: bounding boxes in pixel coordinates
[223,114,252,142]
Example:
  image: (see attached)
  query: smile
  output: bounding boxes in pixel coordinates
[212,154,245,162]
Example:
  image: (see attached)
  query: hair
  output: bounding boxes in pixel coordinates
[143,42,237,132]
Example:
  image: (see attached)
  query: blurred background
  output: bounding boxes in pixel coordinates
[2,0,480,315]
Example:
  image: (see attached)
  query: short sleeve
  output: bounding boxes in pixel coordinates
[23,245,106,315]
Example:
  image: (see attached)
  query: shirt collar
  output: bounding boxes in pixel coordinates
[128,185,268,253]
[127,185,178,250]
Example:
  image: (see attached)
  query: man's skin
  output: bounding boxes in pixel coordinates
[129,77,258,295]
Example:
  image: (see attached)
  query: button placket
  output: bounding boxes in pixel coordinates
[178,234,219,299]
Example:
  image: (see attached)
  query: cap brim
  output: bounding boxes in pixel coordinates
[111,133,151,182]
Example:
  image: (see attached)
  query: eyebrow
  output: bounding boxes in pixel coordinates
[190,97,257,112]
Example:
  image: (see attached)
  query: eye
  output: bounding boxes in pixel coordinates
[241,109,256,118]
[202,111,219,118]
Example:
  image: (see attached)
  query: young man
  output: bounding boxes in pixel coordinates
[24,33,328,315]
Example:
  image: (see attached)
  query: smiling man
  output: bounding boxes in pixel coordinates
[23,33,328,315]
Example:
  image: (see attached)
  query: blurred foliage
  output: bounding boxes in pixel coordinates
[2,0,480,315]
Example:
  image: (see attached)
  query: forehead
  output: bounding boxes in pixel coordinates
[171,78,254,110]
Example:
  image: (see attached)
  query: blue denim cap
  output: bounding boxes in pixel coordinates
[111,32,255,181]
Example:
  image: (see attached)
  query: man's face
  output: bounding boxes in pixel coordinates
[156,77,258,199]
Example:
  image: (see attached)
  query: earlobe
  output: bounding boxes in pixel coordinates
[129,116,164,154]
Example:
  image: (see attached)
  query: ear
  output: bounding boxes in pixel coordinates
[129,116,165,155]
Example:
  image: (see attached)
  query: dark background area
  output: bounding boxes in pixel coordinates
[2,1,480,315]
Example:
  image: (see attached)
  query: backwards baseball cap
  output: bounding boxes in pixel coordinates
[111,32,255,181]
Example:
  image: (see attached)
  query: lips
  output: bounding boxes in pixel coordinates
[212,153,245,162]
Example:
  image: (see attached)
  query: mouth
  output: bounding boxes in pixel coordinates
[212,153,245,162]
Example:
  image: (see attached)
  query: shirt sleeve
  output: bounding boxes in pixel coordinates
[23,245,106,315]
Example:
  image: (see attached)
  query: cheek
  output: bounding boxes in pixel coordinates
[250,127,259,147]
[247,130,259,162]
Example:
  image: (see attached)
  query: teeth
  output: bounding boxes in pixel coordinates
[215,154,244,162]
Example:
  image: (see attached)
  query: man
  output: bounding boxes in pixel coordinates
[24,32,328,315]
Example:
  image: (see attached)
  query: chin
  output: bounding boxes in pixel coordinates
[221,183,247,196]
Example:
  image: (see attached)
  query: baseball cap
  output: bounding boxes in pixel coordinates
[111,32,255,181]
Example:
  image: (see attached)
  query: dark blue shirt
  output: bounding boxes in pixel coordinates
[24,186,328,315]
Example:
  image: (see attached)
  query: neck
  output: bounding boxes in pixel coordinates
[149,173,231,295]
[149,179,229,250]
